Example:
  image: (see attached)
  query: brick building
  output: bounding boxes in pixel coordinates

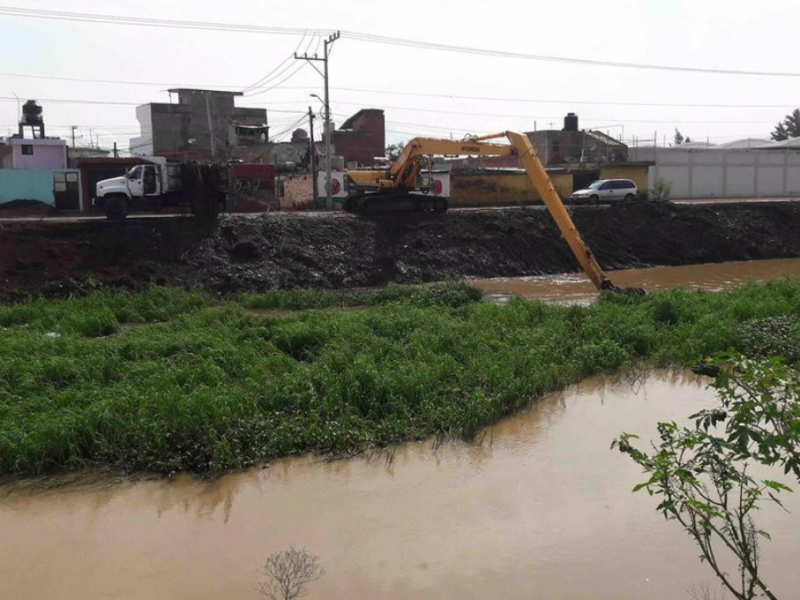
[326,109,385,167]
[130,89,268,160]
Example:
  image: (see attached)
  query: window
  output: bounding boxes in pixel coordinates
[21,144,33,156]
[600,182,614,190]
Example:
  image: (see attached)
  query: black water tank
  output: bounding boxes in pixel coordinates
[564,112,579,132]
[22,100,43,125]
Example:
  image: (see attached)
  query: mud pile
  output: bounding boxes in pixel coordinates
[2,202,800,297]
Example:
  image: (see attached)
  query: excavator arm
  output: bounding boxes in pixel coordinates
[368,132,629,293]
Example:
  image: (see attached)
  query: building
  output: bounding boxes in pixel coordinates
[130,89,268,160]
[529,114,629,166]
[0,137,67,170]
[68,146,111,168]
[326,109,385,167]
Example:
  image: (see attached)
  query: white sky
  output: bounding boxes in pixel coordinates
[2,0,799,153]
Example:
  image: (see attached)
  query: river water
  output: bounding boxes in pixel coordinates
[472,257,800,305]
[2,372,798,599]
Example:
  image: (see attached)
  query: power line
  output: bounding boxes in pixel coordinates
[318,86,800,111]
[0,6,329,36]
[0,70,795,110]
[336,100,778,125]
[0,97,306,113]
[242,33,316,94]
[0,70,244,89]
[1,6,799,78]
[343,31,800,78]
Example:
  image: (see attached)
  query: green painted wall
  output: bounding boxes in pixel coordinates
[0,170,55,205]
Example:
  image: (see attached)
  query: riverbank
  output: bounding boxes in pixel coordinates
[2,280,799,480]
[4,202,800,297]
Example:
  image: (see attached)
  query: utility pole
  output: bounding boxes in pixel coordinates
[113,142,119,158]
[71,125,77,148]
[308,106,318,207]
[295,31,340,210]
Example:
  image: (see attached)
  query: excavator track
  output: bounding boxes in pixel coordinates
[344,193,449,215]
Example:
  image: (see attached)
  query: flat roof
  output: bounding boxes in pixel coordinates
[167,88,244,96]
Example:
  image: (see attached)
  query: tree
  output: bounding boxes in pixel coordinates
[386,141,406,161]
[771,109,800,141]
[614,356,800,600]
[257,547,325,600]
[674,128,685,146]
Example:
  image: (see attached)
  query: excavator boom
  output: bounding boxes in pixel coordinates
[344,132,639,293]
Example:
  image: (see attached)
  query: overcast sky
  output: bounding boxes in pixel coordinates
[2,0,799,153]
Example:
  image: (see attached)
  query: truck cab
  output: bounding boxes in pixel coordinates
[95,159,176,219]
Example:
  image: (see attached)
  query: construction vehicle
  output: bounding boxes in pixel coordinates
[343,131,640,294]
[94,160,229,220]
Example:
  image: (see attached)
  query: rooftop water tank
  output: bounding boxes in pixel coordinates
[22,100,43,125]
[564,112,579,132]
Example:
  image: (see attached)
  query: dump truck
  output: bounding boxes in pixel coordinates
[94,158,229,220]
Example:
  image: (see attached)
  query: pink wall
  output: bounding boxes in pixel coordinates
[9,140,67,169]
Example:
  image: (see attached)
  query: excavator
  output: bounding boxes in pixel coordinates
[343,131,642,294]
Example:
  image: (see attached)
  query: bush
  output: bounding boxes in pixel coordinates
[648,177,672,202]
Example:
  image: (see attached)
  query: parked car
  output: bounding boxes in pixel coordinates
[570,179,638,204]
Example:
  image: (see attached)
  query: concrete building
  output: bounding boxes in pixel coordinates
[0,137,67,170]
[326,109,385,167]
[130,89,268,160]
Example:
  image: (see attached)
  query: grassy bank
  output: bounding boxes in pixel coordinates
[1,280,800,479]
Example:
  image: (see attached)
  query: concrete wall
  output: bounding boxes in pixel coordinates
[0,169,56,204]
[600,165,650,192]
[450,172,573,207]
[633,148,800,199]
[279,174,316,210]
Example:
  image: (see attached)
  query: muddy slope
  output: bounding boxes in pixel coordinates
[2,203,800,296]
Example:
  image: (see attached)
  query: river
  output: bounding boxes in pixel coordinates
[472,257,800,305]
[1,372,798,599]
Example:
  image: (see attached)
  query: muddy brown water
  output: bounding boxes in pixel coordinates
[473,257,800,305]
[2,372,799,599]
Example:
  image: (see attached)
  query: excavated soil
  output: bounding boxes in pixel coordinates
[2,202,800,297]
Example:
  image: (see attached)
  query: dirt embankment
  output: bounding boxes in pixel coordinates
[2,203,800,297]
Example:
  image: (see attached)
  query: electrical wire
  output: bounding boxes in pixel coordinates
[245,37,323,98]
[1,6,798,78]
[242,34,318,94]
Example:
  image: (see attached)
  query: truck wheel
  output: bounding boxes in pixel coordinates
[624,194,636,203]
[433,198,449,213]
[104,196,129,220]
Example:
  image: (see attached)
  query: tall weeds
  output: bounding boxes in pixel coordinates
[1,280,799,478]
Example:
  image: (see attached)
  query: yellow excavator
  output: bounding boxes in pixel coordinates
[343,131,641,293]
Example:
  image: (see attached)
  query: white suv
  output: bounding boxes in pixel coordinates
[570,179,638,204]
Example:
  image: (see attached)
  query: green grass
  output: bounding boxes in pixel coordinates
[2,280,800,479]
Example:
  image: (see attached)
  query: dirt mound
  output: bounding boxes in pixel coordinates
[0,199,54,218]
[2,203,800,297]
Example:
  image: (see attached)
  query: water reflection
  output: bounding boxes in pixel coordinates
[1,371,797,600]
